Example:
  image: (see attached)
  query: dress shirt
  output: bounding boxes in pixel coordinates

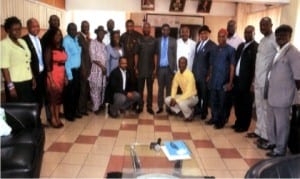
[267,42,291,80]
[120,68,127,90]
[171,69,197,101]
[210,44,235,90]
[29,34,44,72]
[0,37,32,82]
[255,32,277,87]
[196,39,209,53]
[235,40,254,76]
[160,37,169,67]
[226,33,244,49]
[176,38,196,71]
[103,32,111,46]
[63,35,82,80]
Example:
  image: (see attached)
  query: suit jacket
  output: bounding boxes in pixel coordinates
[106,67,135,103]
[156,36,177,72]
[268,44,300,107]
[192,39,216,82]
[234,41,258,91]
[22,34,42,77]
[77,32,91,77]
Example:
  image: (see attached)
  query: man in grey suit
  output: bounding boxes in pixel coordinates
[156,24,177,114]
[264,25,300,157]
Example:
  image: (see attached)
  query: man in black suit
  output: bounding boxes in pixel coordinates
[232,25,258,132]
[192,25,216,119]
[41,15,60,51]
[77,20,91,116]
[156,23,177,114]
[23,18,46,120]
[107,57,141,118]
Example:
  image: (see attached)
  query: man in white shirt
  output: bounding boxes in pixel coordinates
[226,20,244,49]
[176,26,196,71]
[225,20,244,124]
[23,18,45,120]
[103,19,115,45]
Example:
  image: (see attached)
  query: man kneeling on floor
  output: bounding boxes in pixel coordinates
[165,57,198,121]
[107,57,141,118]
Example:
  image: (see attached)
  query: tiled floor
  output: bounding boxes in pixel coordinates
[40,82,272,178]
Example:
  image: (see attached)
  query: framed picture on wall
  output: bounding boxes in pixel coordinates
[141,0,155,11]
[197,0,212,13]
[169,0,186,12]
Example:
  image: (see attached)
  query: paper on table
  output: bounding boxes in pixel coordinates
[161,146,191,161]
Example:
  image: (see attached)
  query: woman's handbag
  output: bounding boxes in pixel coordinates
[288,104,300,154]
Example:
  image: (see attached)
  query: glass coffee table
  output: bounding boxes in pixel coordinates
[122,142,208,178]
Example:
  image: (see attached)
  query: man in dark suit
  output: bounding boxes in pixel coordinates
[156,23,177,114]
[41,15,60,51]
[107,57,141,118]
[77,20,91,116]
[23,18,46,120]
[192,25,216,120]
[232,25,258,132]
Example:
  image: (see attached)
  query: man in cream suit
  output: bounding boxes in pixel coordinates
[264,25,300,157]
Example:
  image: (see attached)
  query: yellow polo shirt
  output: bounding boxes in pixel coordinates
[1,37,32,82]
[171,69,197,101]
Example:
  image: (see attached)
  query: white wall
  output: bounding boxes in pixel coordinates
[66,10,127,38]
[66,0,236,17]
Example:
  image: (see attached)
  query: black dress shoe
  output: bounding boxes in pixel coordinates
[156,108,163,114]
[108,111,118,118]
[214,123,225,129]
[200,114,207,120]
[266,151,284,157]
[75,113,82,118]
[65,116,75,121]
[147,108,154,115]
[246,132,259,138]
[235,127,247,133]
[257,142,275,150]
[81,112,88,116]
[205,119,215,125]
[135,108,143,114]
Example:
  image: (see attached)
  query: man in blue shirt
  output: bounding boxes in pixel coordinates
[156,24,177,114]
[63,22,82,121]
[207,29,235,129]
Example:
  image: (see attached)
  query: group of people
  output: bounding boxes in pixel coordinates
[1,15,300,157]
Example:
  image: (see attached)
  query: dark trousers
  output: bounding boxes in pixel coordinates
[137,76,153,109]
[233,78,254,130]
[109,92,141,116]
[210,89,227,125]
[63,68,80,119]
[35,71,51,120]
[195,80,209,116]
[78,74,89,114]
[157,67,173,109]
[5,79,36,103]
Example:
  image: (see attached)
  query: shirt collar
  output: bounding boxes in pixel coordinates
[277,42,290,53]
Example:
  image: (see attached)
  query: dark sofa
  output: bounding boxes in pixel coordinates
[245,154,300,178]
[1,103,45,178]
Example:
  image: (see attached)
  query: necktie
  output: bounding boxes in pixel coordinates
[197,41,204,52]
[162,37,167,59]
[33,37,44,72]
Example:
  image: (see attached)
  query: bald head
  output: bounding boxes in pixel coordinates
[49,15,60,29]
[244,25,255,42]
[227,20,236,37]
[259,16,273,36]
[107,19,115,32]
[27,18,40,36]
[180,26,190,41]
